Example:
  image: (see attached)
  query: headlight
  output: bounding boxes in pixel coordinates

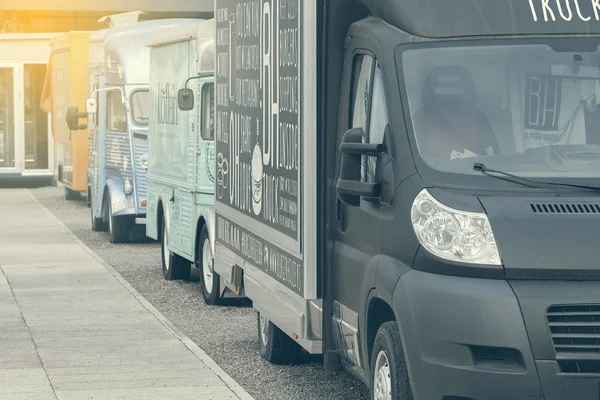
[124,178,133,195]
[140,154,148,169]
[411,189,501,265]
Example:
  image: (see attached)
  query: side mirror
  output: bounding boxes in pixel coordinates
[66,106,87,131]
[178,88,194,111]
[336,127,381,207]
[86,98,97,114]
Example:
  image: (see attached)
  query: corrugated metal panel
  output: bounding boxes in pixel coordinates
[180,190,194,257]
[133,135,148,202]
[105,131,132,181]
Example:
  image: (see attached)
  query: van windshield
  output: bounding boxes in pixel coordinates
[402,40,600,179]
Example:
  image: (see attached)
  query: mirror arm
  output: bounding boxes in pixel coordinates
[337,179,380,198]
[184,71,214,88]
[340,142,382,156]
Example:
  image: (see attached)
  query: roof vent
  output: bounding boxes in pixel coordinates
[98,11,144,28]
[530,203,600,214]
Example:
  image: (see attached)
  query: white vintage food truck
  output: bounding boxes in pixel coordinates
[146,19,240,305]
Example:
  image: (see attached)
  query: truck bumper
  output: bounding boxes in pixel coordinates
[112,207,146,225]
[394,270,600,400]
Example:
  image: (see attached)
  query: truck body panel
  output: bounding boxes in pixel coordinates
[147,19,217,266]
[214,0,600,398]
[86,17,201,240]
[41,32,91,191]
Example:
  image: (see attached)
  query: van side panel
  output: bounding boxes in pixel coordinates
[49,32,91,192]
[147,39,194,257]
[68,33,91,192]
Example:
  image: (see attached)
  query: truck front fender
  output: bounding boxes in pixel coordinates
[105,178,131,216]
[200,206,216,256]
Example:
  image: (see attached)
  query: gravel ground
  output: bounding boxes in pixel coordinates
[30,186,369,400]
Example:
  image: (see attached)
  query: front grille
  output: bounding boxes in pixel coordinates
[547,305,600,373]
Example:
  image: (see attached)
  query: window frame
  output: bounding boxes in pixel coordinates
[200,82,214,141]
[129,89,149,127]
[348,52,390,184]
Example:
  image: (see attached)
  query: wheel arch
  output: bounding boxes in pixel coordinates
[156,198,165,240]
[362,255,411,378]
[195,207,216,260]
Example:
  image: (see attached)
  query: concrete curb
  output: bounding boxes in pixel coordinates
[27,189,255,400]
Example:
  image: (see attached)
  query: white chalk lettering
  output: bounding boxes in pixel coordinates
[530,0,600,21]
[593,0,600,19]
[529,0,539,20]
[575,0,592,20]
[557,0,573,20]
[543,0,557,21]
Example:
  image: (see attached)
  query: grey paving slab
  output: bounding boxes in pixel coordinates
[0,368,53,394]
[55,386,238,400]
[0,393,57,400]
[0,189,252,400]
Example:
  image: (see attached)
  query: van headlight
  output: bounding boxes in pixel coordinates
[140,154,148,169]
[411,189,501,265]
[124,178,133,195]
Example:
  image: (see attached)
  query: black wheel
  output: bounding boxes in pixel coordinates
[64,187,80,201]
[91,203,107,232]
[370,322,413,400]
[107,197,130,244]
[197,225,220,305]
[161,217,191,280]
[257,311,303,365]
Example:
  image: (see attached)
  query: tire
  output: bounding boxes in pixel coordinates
[197,225,220,305]
[257,311,303,365]
[64,187,80,201]
[107,197,130,244]
[91,203,107,232]
[370,322,413,400]
[161,216,191,280]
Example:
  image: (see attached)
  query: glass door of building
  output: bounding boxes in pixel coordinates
[0,64,20,174]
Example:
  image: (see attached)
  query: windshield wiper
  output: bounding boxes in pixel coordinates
[473,163,600,192]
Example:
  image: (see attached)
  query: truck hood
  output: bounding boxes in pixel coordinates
[478,195,600,280]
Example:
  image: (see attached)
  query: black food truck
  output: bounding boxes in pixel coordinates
[205,0,600,398]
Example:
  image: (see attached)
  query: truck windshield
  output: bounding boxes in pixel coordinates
[401,40,600,180]
[130,90,149,126]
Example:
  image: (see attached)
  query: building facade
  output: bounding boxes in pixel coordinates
[1,1,212,33]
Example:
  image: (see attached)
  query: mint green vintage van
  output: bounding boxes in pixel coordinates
[146,19,235,305]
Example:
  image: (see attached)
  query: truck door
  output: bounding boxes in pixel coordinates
[195,80,215,198]
[332,49,389,372]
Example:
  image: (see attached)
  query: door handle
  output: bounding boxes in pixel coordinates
[336,198,346,231]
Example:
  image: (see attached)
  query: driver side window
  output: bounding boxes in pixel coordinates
[349,53,389,184]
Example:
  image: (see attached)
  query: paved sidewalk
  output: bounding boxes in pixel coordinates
[0,189,253,400]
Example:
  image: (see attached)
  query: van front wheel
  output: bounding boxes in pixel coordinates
[370,322,413,400]
[257,311,303,365]
[91,205,107,232]
[161,217,190,280]
[108,199,130,243]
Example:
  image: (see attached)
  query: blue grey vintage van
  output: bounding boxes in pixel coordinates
[146,19,231,304]
[69,16,201,243]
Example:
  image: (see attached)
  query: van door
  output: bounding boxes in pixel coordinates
[195,80,215,197]
[332,50,389,373]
